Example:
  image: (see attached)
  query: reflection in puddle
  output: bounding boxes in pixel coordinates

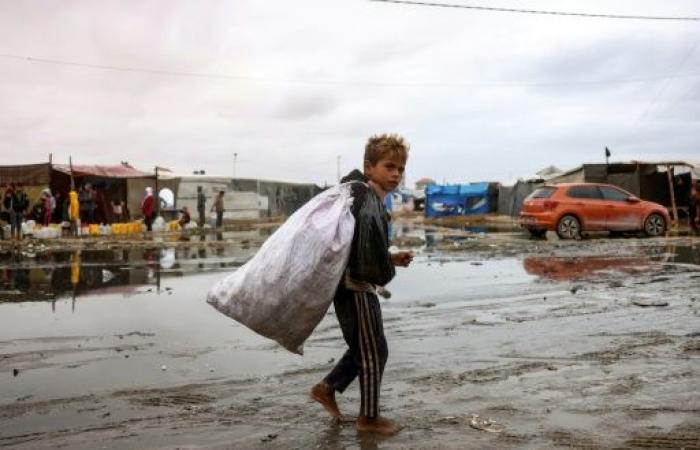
[0,236,269,304]
[523,256,653,281]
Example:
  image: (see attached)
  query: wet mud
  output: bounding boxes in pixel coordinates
[0,220,699,449]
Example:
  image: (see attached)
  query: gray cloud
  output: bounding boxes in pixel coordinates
[0,0,699,184]
[274,92,338,120]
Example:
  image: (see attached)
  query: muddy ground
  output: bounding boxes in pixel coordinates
[0,220,699,449]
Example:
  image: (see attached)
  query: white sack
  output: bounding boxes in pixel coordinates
[206,183,356,355]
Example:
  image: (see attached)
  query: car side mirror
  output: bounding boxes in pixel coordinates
[627,196,640,203]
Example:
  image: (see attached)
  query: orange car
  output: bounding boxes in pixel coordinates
[519,183,670,239]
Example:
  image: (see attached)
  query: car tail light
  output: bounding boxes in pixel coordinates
[543,200,559,210]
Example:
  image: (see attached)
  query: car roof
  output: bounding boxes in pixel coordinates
[545,182,623,189]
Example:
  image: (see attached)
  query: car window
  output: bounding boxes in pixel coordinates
[529,187,556,199]
[566,186,602,199]
[599,186,630,202]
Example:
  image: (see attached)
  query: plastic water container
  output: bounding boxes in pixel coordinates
[152,216,166,232]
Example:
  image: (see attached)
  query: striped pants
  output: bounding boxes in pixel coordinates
[324,286,388,419]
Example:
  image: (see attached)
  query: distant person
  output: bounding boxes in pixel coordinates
[52,191,64,223]
[111,200,123,223]
[41,189,53,227]
[68,188,80,236]
[141,187,155,232]
[197,186,206,227]
[212,190,225,228]
[94,187,107,224]
[3,184,25,240]
[178,206,192,240]
[691,180,700,232]
[178,206,191,227]
[78,184,95,224]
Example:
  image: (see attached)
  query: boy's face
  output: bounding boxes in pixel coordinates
[365,154,406,193]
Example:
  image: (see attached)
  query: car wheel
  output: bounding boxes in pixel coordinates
[557,215,580,239]
[644,213,666,237]
[526,228,546,239]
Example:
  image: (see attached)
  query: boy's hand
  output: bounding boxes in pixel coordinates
[391,251,413,267]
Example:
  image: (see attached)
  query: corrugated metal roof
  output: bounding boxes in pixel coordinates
[53,164,151,178]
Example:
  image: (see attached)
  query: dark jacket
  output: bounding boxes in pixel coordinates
[341,169,395,286]
[197,191,206,212]
[4,191,27,213]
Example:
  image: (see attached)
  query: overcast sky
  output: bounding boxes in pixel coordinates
[1,0,698,186]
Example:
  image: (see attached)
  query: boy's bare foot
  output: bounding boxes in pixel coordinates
[310,382,343,422]
[356,415,402,435]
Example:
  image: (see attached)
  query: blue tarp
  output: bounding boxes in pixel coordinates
[425,182,491,217]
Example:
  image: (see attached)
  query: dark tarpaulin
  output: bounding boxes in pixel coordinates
[498,181,543,216]
[0,163,51,186]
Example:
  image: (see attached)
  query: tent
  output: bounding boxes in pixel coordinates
[425,182,491,217]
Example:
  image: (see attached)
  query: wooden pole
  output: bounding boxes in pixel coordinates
[155,166,160,216]
[48,153,53,191]
[69,156,75,190]
[666,165,678,228]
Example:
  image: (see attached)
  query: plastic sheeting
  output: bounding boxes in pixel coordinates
[425,183,491,217]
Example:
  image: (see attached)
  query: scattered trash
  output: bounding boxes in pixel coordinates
[632,300,669,307]
[261,433,278,442]
[417,302,436,308]
[438,415,461,424]
[469,414,504,433]
[102,269,115,283]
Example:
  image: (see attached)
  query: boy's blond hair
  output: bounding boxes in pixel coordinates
[364,133,409,166]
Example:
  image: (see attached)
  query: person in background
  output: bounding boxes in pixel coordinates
[178,206,191,241]
[691,180,700,233]
[42,189,53,227]
[52,191,63,224]
[69,188,80,236]
[141,187,155,232]
[15,185,29,239]
[197,186,206,228]
[178,205,191,228]
[212,190,225,228]
[3,184,20,240]
[111,200,123,223]
[78,184,95,225]
[94,187,107,224]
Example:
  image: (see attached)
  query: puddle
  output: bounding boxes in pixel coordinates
[0,228,276,303]
[523,256,654,281]
[0,247,254,303]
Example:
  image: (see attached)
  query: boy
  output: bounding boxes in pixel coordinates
[311,133,413,435]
